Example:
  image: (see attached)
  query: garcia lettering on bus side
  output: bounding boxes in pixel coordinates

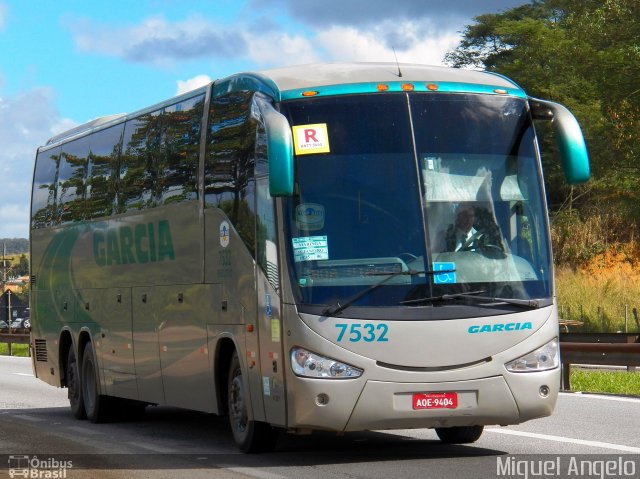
[93,220,176,266]
[468,322,533,334]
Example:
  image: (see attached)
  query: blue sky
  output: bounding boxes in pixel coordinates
[0,0,526,238]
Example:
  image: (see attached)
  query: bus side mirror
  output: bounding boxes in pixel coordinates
[261,102,294,197]
[529,97,590,184]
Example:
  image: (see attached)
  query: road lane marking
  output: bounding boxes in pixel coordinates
[225,467,288,479]
[66,426,103,435]
[486,428,640,453]
[129,442,179,453]
[559,392,640,404]
[12,414,45,422]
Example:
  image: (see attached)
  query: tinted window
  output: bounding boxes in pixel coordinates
[160,95,204,204]
[255,121,279,291]
[87,124,123,218]
[205,91,257,253]
[31,147,60,229]
[58,137,90,223]
[118,111,162,212]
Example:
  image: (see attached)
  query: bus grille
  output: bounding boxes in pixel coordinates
[34,340,48,362]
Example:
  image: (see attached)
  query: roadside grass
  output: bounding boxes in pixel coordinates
[571,369,640,396]
[0,343,30,357]
[556,259,640,332]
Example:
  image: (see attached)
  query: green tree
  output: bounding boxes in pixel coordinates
[445,0,640,256]
[16,254,29,276]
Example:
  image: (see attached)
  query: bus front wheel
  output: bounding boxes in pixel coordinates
[227,351,278,453]
[435,425,484,444]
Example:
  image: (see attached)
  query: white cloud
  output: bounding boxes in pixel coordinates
[67,14,248,65]
[176,75,212,95]
[65,12,460,69]
[246,32,319,67]
[315,23,460,65]
[0,87,75,238]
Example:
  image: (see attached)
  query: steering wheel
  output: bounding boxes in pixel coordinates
[459,229,505,258]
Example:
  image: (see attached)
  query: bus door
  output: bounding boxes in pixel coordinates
[256,268,286,425]
[255,149,287,426]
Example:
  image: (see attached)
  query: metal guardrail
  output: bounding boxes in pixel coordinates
[560,333,640,390]
[0,330,30,356]
[4,330,638,386]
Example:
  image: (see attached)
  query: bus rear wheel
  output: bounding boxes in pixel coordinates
[435,425,484,444]
[227,351,278,453]
[81,342,113,423]
[67,347,86,420]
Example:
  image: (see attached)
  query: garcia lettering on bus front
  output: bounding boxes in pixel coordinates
[93,220,176,266]
[468,322,532,333]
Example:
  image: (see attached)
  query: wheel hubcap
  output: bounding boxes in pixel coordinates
[229,374,248,434]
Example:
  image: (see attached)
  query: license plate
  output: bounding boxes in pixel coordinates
[412,392,458,410]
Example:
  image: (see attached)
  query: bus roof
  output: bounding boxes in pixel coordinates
[43,63,524,148]
[252,62,521,94]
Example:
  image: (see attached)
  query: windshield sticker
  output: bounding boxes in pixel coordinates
[292,236,329,262]
[296,203,325,231]
[432,262,456,284]
[292,123,331,155]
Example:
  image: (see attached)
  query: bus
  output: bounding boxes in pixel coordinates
[29,62,589,452]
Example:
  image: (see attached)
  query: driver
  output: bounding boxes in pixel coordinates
[435,202,506,255]
[444,202,480,251]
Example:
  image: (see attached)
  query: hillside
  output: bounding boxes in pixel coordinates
[1,238,29,254]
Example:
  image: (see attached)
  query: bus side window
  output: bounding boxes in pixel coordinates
[31,147,61,229]
[204,91,257,255]
[159,94,205,205]
[58,137,90,224]
[118,111,162,212]
[86,124,123,219]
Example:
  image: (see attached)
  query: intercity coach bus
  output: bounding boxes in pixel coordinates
[29,63,589,452]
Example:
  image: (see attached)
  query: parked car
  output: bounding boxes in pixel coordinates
[0,318,30,329]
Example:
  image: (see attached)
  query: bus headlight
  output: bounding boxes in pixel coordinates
[291,347,363,379]
[505,338,559,372]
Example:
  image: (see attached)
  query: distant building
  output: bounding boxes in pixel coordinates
[1,289,29,323]
[4,276,29,293]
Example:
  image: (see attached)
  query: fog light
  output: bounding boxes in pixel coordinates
[539,385,550,397]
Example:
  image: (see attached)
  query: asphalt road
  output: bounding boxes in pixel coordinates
[1,355,639,479]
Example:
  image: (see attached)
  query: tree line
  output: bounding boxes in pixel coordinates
[445,0,639,266]
[1,238,28,255]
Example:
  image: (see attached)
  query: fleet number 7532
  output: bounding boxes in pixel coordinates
[335,323,389,342]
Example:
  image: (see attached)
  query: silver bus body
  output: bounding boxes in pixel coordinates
[29,63,589,451]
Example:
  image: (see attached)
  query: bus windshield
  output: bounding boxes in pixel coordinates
[282,93,552,318]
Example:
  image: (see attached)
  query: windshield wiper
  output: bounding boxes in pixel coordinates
[401,290,540,309]
[322,268,455,317]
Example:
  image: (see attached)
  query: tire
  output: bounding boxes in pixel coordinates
[67,347,86,420]
[21,318,30,329]
[435,425,484,444]
[81,342,112,423]
[227,351,278,453]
